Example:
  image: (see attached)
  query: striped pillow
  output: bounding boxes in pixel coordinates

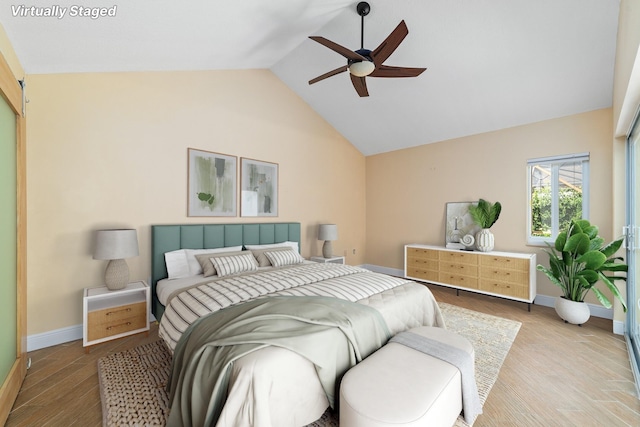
[195,251,245,277]
[210,253,258,278]
[250,246,293,267]
[264,249,304,267]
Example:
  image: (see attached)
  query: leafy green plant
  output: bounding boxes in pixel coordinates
[197,192,215,205]
[536,219,627,311]
[468,199,502,229]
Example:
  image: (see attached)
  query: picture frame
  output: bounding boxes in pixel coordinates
[188,148,237,217]
[445,201,480,248]
[240,158,278,217]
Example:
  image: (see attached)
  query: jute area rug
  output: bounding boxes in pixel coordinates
[97,302,521,426]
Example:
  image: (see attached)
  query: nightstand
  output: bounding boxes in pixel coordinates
[310,256,345,264]
[83,281,150,352]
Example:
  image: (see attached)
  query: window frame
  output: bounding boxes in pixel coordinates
[526,152,590,246]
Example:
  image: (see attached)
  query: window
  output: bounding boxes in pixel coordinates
[527,153,589,245]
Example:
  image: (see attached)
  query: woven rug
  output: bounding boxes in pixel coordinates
[97,302,521,426]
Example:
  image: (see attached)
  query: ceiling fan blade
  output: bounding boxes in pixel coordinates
[309,65,348,85]
[309,36,369,61]
[371,20,409,66]
[369,65,426,78]
[350,74,369,97]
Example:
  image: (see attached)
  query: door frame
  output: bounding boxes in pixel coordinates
[0,48,27,425]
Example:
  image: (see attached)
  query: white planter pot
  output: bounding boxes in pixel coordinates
[554,297,590,325]
[475,228,494,252]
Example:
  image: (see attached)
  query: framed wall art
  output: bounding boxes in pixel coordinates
[445,201,480,248]
[188,148,237,217]
[240,158,278,217]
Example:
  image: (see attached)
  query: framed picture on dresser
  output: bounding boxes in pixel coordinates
[240,158,278,217]
[445,201,480,246]
[188,148,237,217]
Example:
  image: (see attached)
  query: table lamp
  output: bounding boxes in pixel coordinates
[93,229,139,290]
[318,224,338,258]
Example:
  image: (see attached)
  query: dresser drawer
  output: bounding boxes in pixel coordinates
[479,267,529,286]
[406,267,439,282]
[407,256,438,270]
[87,301,146,341]
[479,255,529,272]
[406,247,439,260]
[439,262,478,276]
[439,251,478,265]
[439,272,478,289]
[479,278,528,299]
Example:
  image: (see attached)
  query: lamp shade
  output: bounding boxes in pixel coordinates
[318,224,338,241]
[93,229,139,260]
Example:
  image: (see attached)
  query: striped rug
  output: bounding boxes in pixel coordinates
[97,302,521,426]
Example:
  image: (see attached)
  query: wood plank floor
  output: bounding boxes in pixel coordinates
[6,285,640,426]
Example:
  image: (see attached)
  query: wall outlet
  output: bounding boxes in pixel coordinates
[352,248,356,254]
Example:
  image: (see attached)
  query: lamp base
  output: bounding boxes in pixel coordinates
[104,259,129,290]
[322,240,333,258]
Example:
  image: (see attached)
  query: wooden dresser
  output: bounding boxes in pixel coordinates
[404,244,536,309]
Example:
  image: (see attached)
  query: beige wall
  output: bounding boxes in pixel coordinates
[25,70,366,335]
[366,108,615,303]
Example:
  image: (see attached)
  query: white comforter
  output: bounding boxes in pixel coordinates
[159,263,444,427]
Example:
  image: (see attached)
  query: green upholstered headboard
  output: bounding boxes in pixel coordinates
[151,222,301,320]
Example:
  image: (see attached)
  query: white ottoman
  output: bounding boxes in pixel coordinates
[339,326,475,427]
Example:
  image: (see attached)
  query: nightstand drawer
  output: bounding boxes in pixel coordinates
[87,301,146,341]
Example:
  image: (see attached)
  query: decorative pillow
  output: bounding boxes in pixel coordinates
[184,246,243,275]
[164,249,190,280]
[210,253,259,278]
[264,249,305,267]
[249,246,293,267]
[245,241,299,253]
[195,250,245,277]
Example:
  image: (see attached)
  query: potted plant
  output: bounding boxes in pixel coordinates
[536,219,627,325]
[468,199,501,251]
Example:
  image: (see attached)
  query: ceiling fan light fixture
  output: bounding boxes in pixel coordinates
[349,61,375,77]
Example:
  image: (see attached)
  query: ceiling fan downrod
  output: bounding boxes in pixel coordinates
[357,2,370,50]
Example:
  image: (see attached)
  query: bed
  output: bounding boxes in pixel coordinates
[151,223,445,427]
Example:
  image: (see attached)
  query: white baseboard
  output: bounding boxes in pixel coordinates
[27,324,82,352]
[361,264,621,333]
[27,314,158,352]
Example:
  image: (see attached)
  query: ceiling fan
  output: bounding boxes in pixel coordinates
[308,1,426,97]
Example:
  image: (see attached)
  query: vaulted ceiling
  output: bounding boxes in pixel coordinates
[0,0,620,155]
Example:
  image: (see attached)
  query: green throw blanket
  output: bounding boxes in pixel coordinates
[167,296,391,427]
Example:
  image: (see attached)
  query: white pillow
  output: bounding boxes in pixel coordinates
[264,249,305,267]
[164,249,190,280]
[210,253,258,278]
[245,241,299,253]
[184,246,243,275]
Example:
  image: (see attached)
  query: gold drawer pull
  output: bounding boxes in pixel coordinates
[106,308,132,316]
[106,322,132,330]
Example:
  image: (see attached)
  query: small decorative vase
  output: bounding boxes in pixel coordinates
[554,297,590,325]
[475,228,494,252]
